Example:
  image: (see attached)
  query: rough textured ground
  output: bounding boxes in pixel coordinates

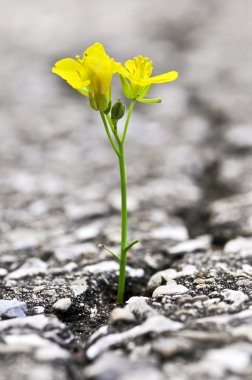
[1,1,252,379]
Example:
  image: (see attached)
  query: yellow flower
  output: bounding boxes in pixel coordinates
[52,42,122,112]
[119,55,178,103]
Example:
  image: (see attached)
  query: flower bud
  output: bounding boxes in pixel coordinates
[89,92,111,113]
[111,99,126,121]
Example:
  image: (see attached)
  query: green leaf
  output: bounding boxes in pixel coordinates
[137,97,161,104]
[125,239,139,252]
[98,244,120,261]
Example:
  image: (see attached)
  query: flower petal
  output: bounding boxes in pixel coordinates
[52,58,90,89]
[114,62,128,76]
[124,59,135,73]
[149,71,178,84]
[83,42,106,59]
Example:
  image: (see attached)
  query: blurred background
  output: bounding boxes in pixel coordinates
[1,0,252,250]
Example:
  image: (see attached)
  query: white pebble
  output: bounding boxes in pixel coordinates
[53,298,72,311]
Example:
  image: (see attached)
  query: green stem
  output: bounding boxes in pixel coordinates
[122,100,136,144]
[102,102,136,303]
[100,112,119,157]
[105,113,121,146]
[117,141,128,303]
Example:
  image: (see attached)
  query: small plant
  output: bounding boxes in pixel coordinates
[52,42,178,303]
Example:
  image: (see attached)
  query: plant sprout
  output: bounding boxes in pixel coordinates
[52,42,178,303]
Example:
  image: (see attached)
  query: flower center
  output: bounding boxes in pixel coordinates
[131,56,153,80]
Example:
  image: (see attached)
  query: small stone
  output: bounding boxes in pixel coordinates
[193,295,209,302]
[177,295,194,305]
[65,202,109,221]
[40,175,66,195]
[148,266,196,290]
[169,235,211,255]
[0,255,16,264]
[148,269,178,289]
[4,279,17,288]
[152,281,189,298]
[84,260,119,274]
[0,299,27,319]
[0,268,8,277]
[0,315,50,331]
[237,279,252,286]
[63,262,77,272]
[32,306,45,315]
[45,289,57,297]
[150,225,188,241]
[120,369,165,380]
[240,249,252,258]
[23,367,54,380]
[54,243,99,262]
[209,291,220,298]
[225,124,252,149]
[84,261,144,278]
[70,278,88,297]
[32,285,45,294]
[220,289,248,307]
[207,301,229,313]
[126,266,145,278]
[84,352,129,379]
[6,258,47,279]
[84,352,165,380]
[35,344,70,361]
[86,315,183,360]
[2,307,27,319]
[53,298,72,312]
[87,325,109,346]
[74,222,102,241]
[176,309,197,320]
[194,308,252,329]
[3,333,48,352]
[110,308,136,323]
[203,298,220,307]
[232,324,252,341]
[178,330,231,344]
[152,337,192,358]
[28,199,50,216]
[193,278,206,285]
[224,236,252,256]
[242,264,252,275]
[201,343,252,377]
[49,262,77,274]
[6,229,44,251]
[126,297,157,319]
